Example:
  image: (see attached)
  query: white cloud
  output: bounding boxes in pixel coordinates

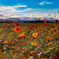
[0,6,16,12]
[47,2,52,4]
[14,4,27,7]
[39,1,46,5]
[0,4,35,19]
[0,4,28,12]
[0,4,59,19]
[39,1,52,5]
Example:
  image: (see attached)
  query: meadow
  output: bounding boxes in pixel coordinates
[0,22,59,59]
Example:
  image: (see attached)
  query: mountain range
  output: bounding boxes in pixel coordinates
[0,17,58,23]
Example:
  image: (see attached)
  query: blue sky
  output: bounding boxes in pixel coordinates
[0,0,59,19]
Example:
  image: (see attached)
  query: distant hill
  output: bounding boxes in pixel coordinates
[0,17,58,23]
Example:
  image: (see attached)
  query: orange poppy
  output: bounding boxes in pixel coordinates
[14,26,21,33]
[48,43,53,46]
[36,54,42,58]
[3,40,9,44]
[48,30,51,34]
[18,32,25,39]
[33,42,38,46]
[10,52,13,54]
[32,32,38,38]
[27,54,30,57]
[57,30,59,33]
[22,48,26,51]
[46,36,51,40]
[18,42,21,45]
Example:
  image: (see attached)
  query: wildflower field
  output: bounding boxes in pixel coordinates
[0,23,59,59]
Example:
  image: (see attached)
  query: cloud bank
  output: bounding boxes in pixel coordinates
[0,4,59,19]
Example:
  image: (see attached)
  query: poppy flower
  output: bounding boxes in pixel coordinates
[39,17,41,20]
[22,48,26,51]
[27,54,30,57]
[3,40,9,44]
[18,42,21,45]
[48,31,51,34]
[48,43,53,46]
[3,58,5,59]
[57,30,59,33]
[2,25,5,26]
[46,54,50,56]
[33,42,38,46]
[32,32,38,38]
[14,26,21,33]
[46,36,51,40]
[36,54,42,58]
[53,34,57,37]
[15,22,19,26]
[18,32,25,39]
[20,54,25,59]
[44,23,47,26]
[57,20,59,23]
[53,29,56,32]
[52,55,57,58]
[10,52,13,54]
[7,26,9,28]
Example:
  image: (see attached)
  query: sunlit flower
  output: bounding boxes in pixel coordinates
[18,32,25,39]
[36,54,42,58]
[15,22,19,26]
[48,43,53,46]
[3,40,9,44]
[22,48,26,51]
[49,47,53,50]
[10,52,13,54]
[33,42,38,46]
[14,26,21,33]
[46,36,51,40]
[32,32,38,38]
[52,55,57,58]
[57,30,59,33]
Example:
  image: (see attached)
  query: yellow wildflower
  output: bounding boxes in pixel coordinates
[32,32,38,38]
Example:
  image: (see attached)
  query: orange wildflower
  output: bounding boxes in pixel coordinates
[46,36,51,40]
[10,52,13,54]
[2,25,5,27]
[14,26,21,33]
[20,54,25,59]
[22,48,26,51]
[32,32,38,38]
[46,54,50,56]
[53,34,57,37]
[48,30,51,34]
[48,43,53,46]
[3,58,5,59]
[18,42,21,45]
[33,42,38,46]
[18,32,25,37]
[23,41,27,45]
[57,30,59,33]
[27,54,30,57]
[15,22,19,26]
[29,51,36,55]
[36,54,42,58]
[7,24,9,25]
[18,32,25,39]
[52,55,57,58]
[3,40,9,44]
